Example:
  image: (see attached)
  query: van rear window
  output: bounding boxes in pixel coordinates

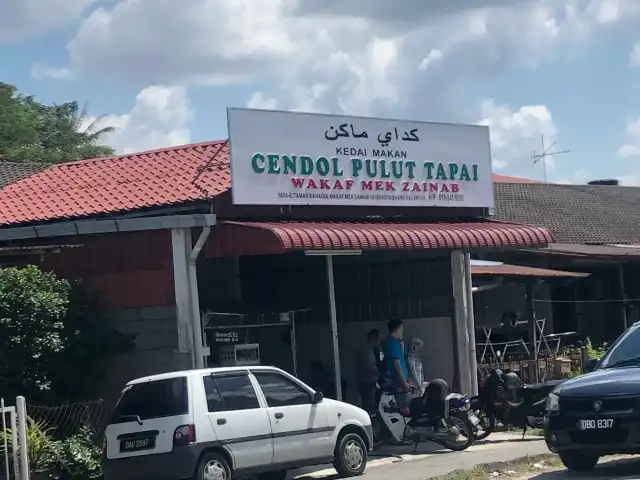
[110,377,188,423]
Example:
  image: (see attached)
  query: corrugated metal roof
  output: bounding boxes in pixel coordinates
[207,220,554,256]
[529,243,640,259]
[471,263,588,278]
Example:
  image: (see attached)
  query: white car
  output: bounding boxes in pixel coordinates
[103,366,372,480]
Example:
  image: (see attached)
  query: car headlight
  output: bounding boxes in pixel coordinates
[546,393,560,412]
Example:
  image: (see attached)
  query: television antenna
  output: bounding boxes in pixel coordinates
[531,135,569,182]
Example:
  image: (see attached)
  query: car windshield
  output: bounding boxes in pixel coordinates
[598,325,640,369]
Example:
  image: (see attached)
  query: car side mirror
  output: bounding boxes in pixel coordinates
[312,391,324,404]
[584,358,600,373]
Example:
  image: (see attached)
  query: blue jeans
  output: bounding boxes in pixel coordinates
[358,383,378,413]
[394,391,410,409]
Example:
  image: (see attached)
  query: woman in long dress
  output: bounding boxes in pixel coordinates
[406,337,425,396]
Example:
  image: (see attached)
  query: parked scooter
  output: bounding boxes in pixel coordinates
[470,368,565,440]
[370,382,475,452]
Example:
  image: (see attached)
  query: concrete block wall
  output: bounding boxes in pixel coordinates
[98,305,189,408]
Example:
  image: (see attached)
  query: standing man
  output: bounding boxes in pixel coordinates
[383,319,412,408]
[356,329,383,413]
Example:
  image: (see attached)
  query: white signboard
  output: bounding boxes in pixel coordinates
[227,108,494,208]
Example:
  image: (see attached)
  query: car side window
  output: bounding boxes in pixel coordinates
[203,373,260,412]
[203,376,225,412]
[253,372,311,407]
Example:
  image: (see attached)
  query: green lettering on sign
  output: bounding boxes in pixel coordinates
[252,153,266,173]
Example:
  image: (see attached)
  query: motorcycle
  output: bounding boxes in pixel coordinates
[370,383,475,452]
[469,368,565,440]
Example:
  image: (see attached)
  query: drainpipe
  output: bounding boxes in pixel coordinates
[188,227,211,369]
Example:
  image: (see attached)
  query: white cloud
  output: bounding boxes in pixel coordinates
[82,86,193,154]
[61,0,640,122]
[246,92,278,110]
[0,0,95,45]
[630,42,640,68]
[479,100,558,171]
[418,50,443,71]
[617,117,640,159]
[25,0,635,178]
[30,63,74,81]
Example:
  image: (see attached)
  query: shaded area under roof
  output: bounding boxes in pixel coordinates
[471,263,588,278]
[493,182,640,244]
[0,161,48,189]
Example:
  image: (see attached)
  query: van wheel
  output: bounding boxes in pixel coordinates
[257,470,288,480]
[559,452,599,471]
[196,451,231,480]
[333,432,368,477]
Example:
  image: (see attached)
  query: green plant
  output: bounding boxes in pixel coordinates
[0,417,55,472]
[561,338,608,378]
[0,265,134,403]
[50,426,103,480]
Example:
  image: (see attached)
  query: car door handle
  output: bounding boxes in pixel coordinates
[274,412,284,419]
[217,418,227,425]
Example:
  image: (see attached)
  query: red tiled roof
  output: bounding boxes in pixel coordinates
[492,174,542,183]
[0,141,230,226]
[207,220,554,257]
[471,264,588,278]
[0,138,539,227]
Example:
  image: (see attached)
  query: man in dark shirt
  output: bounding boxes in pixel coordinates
[356,329,383,413]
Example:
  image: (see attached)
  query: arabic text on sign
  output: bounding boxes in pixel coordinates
[324,123,420,146]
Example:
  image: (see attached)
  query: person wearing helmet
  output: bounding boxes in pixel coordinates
[406,337,426,396]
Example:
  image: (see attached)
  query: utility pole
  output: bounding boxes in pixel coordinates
[531,135,569,182]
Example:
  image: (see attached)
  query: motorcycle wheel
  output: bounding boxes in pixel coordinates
[473,410,495,441]
[442,412,475,452]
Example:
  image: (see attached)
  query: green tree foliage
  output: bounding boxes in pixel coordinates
[0,82,115,164]
[0,265,132,402]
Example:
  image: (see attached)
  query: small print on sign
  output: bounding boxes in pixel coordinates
[214,332,239,344]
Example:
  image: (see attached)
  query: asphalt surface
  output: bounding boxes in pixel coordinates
[292,433,549,480]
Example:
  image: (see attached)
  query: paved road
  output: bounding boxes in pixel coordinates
[292,433,549,480]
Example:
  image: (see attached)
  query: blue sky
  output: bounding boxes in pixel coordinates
[2,0,640,185]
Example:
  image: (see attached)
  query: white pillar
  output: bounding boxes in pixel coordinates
[16,396,29,480]
[171,228,195,366]
[188,227,211,369]
[451,251,472,395]
[464,253,479,396]
[326,255,343,401]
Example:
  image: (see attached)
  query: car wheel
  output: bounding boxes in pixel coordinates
[257,470,288,480]
[559,452,600,471]
[333,432,368,477]
[196,451,232,480]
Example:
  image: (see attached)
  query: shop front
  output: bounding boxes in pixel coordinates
[0,107,554,405]
[182,108,554,400]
